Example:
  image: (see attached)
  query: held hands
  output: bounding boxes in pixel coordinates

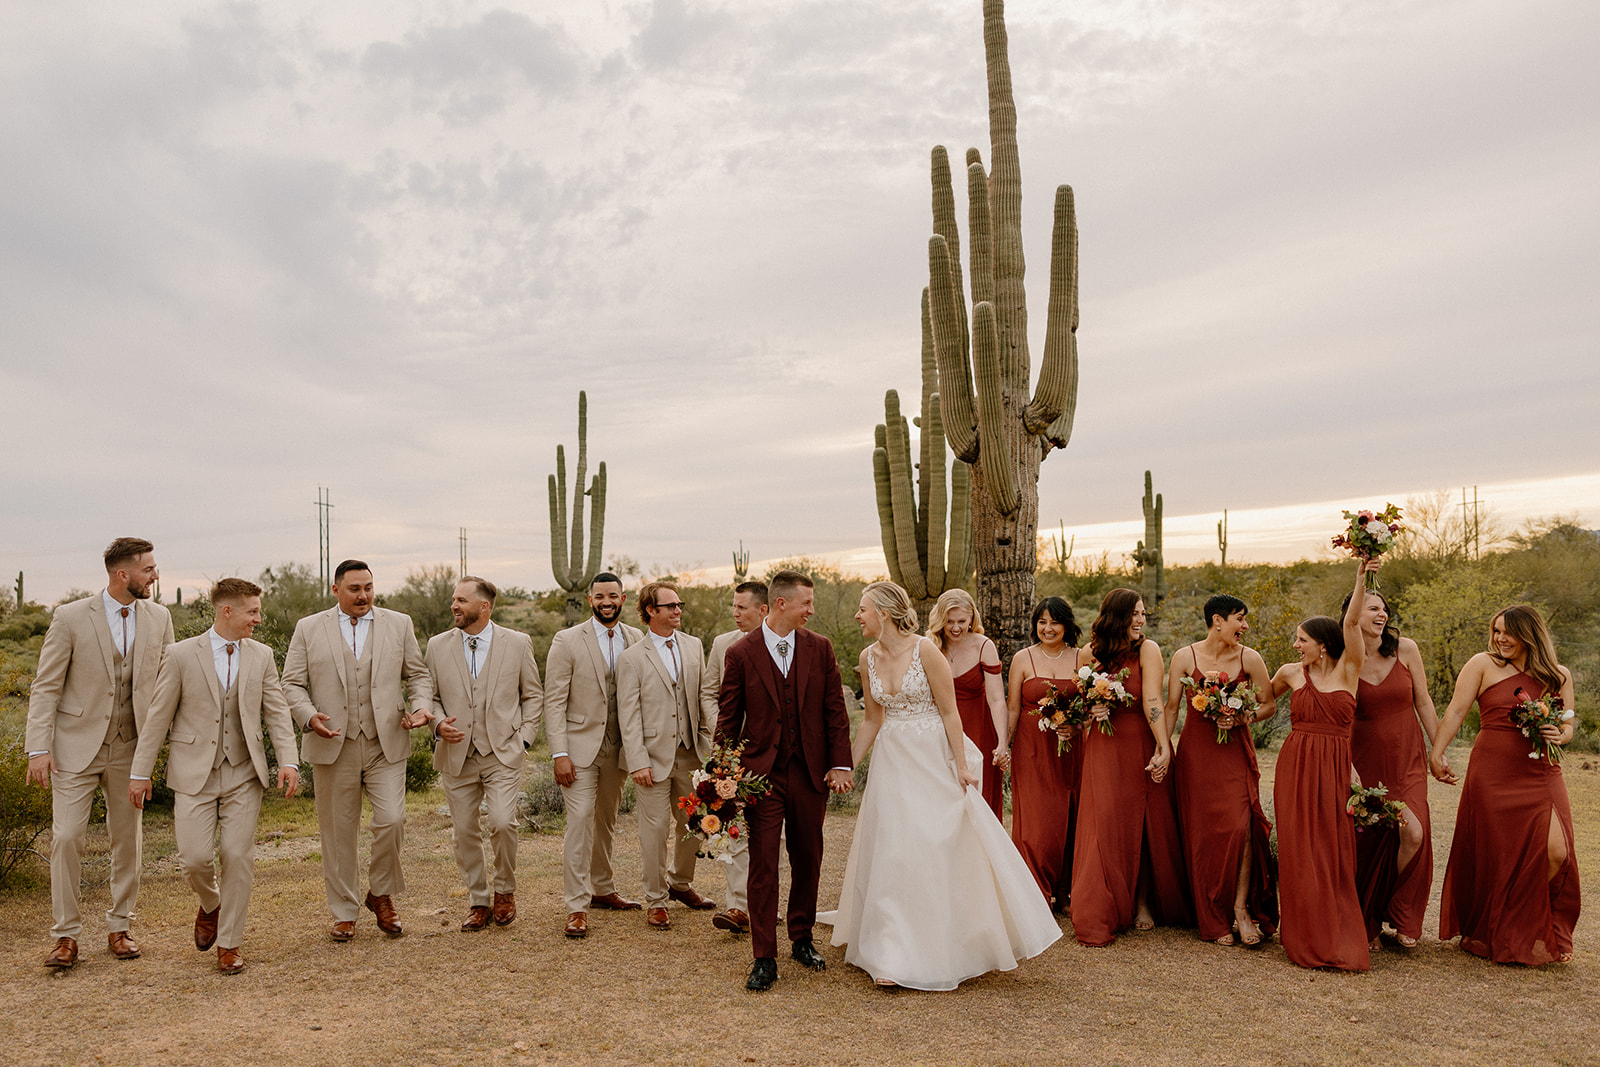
[435,716,466,744]
[26,753,54,788]
[992,744,1012,771]
[307,713,342,739]
[824,768,854,794]
[1144,747,1170,782]
[1430,752,1459,786]
[277,765,299,798]
[129,779,154,810]
[552,755,577,787]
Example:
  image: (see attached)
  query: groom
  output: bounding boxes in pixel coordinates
[717,569,853,991]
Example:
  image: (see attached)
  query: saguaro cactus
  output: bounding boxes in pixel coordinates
[732,541,750,583]
[548,391,608,624]
[1133,470,1165,614]
[874,289,974,619]
[1217,510,1229,579]
[924,0,1080,659]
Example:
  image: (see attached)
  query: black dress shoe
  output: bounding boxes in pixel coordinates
[791,937,827,971]
[746,957,778,992]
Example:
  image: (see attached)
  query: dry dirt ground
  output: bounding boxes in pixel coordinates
[3,742,1598,1067]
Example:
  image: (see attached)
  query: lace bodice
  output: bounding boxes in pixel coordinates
[867,642,942,728]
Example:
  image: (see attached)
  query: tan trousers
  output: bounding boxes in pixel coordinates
[313,733,407,920]
[174,759,263,950]
[559,740,626,912]
[635,745,705,906]
[441,750,522,906]
[49,736,142,941]
[725,833,750,914]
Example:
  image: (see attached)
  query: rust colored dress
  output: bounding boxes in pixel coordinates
[1440,673,1581,965]
[953,654,1005,818]
[1351,659,1432,941]
[1071,649,1193,946]
[1274,675,1369,971]
[1172,649,1279,943]
[1010,649,1081,907]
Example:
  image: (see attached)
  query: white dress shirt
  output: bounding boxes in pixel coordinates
[338,608,373,660]
[461,624,493,679]
[590,617,623,674]
[649,630,682,682]
[208,628,242,692]
[761,621,797,678]
[103,589,136,658]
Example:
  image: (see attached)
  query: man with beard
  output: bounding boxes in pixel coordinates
[424,576,542,931]
[27,538,174,969]
[282,559,434,941]
[544,572,644,938]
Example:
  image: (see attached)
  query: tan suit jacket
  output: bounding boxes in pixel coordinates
[426,624,543,777]
[282,606,433,765]
[132,635,299,793]
[26,596,175,773]
[542,620,643,768]
[699,630,742,726]
[617,632,710,779]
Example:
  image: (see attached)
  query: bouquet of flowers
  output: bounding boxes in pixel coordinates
[678,741,771,863]
[1067,664,1134,740]
[1179,670,1262,744]
[1330,504,1405,588]
[1029,680,1095,756]
[1508,687,1575,765]
[1346,783,1407,831]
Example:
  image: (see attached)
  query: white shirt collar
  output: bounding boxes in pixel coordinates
[337,607,373,626]
[649,629,679,649]
[590,616,622,644]
[207,627,237,651]
[461,623,493,650]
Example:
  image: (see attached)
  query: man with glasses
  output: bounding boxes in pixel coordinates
[617,582,714,930]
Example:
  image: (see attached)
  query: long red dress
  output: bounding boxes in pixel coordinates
[954,657,1005,817]
[1172,650,1278,942]
[1011,650,1080,908]
[1274,675,1369,970]
[1351,659,1432,941]
[1071,650,1193,946]
[1440,673,1581,965]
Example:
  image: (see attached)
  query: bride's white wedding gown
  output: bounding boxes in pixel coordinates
[819,642,1062,990]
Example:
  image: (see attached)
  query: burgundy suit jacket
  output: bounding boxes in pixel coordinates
[716,626,852,790]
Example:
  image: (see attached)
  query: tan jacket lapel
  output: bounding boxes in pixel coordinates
[195,636,223,709]
[581,623,611,693]
[320,608,350,693]
[86,599,117,684]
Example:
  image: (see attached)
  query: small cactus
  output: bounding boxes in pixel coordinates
[1133,470,1165,612]
[548,391,608,623]
[1047,521,1074,568]
[732,541,750,583]
[1217,510,1229,578]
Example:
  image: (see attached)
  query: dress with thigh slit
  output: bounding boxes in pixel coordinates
[1351,658,1432,941]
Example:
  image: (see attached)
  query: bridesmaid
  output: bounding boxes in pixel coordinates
[1344,588,1437,950]
[928,589,1008,818]
[1071,588,1192,946]
[1430,604,1580,965]
[1166,594,1277,948]
[1006,597,1084,910]
[1267,559,1372,971]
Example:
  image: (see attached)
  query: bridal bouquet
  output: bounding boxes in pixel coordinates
[1180,671,1262,744]
[1067,664,1134,739]
[1330,504,1405,588]
[1509,687,1575,765]
[1346,783,1407,831]
[678,741,771,863]
[1029,681,1095,756]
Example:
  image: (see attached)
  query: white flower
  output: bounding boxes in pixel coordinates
[1226,697,1243,710]
[1037,718,1050,732]
[1078,666,1095,682]
[1561,710,1576,721]
[1528,751,1540,759]
[1365,519,1393,543]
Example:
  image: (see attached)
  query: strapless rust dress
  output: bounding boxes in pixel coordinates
[953,657,1005,817]
[1011,650,1080,907]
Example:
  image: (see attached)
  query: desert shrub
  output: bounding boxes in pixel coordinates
[379,565,458,645]
[406,729,438,793]
[0,739,53,888]
[519,761,565,832]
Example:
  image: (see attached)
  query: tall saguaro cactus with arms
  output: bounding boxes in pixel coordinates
[924,0,1080,660]
[548,391,608,624]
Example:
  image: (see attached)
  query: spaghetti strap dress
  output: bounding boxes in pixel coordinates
[1274,674,1369,970]
[1172,646,1279,942]
[1351,659,1432,941]
[1439,673,1580,965]
[1011,649,1081,907]
[953,652,1005,817]
[1070,648,1193,946]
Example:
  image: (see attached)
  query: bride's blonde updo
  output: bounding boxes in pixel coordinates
[863,580,920,635]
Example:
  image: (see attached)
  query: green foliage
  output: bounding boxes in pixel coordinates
[405,729,438,794]
[378,564,458,645]
[257,562,328,667]
[0,605,50,645]
[1402,561,1524,721]
[760,557,871,691]
[0,739,53,888]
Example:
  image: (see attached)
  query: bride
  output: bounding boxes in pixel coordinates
[820,581,1062,989]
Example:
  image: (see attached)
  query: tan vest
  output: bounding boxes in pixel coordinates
[670,642,693,750]
[468,637,490,756]
[214,669,250,769]
[339,634,378,740]
[105,646,136,745]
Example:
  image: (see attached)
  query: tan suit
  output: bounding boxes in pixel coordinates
[543,618,643,913]
[26,594,173,941]
[618,631,710,906]
[426,624,542,905]
[132,634,298,949]
[701,629,751,912]
[282,606,432,921]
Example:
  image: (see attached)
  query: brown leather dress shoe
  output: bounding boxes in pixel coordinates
[713,908,751,933]
[565,912,588,938]
[108,931,141,959]
[461,905,492,932]
[194,906,220,951]
[589,892,641,911]
[364,892,403,937]
[45,937,78,969]
[216,946,245,974]
[330,921,355,942]
[647,907,671,929]
[669,886,717,910]
[492,892,516,927]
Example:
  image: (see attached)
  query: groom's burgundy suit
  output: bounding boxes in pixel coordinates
[717,625,852,959]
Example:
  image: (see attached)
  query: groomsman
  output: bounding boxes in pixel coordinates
[425,576,542,931]
[544,572,643,938]
[699,580,768,934]
[26,538,173,968]
[130,579,299,975]
[617,582,715,929]
[281,559,434,941]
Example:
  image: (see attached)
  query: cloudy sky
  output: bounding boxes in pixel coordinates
[3,0,1596,602]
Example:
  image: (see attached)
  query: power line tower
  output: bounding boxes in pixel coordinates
[1461,486,1481,561]
[316,486,334,597]
[459,528,468,578]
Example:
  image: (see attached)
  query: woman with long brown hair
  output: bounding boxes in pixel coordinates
[1070,588,1191,945]
[928,589,1008,818]
[1431,604,1580,965]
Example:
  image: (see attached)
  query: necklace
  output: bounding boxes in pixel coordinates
[1037,643,1068,661]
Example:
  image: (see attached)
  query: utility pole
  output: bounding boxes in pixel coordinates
[1461,486,1481,561]
[316,486,334,598]
[459,528,468,578]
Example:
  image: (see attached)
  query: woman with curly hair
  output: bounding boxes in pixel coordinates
[927,589,1008,818]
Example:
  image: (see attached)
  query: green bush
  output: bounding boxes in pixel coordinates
[405,729,437,793]
[0,739,53,888]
